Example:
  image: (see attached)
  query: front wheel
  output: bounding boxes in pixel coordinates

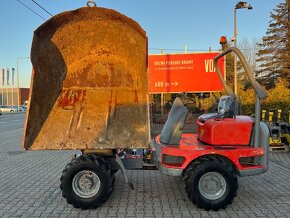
[183,156,238,211]
[60,155,114,209]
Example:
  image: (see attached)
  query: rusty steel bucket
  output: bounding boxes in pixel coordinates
[23,6,149,150]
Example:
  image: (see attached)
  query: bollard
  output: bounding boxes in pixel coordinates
[277,109,282,122]
[269,112,273,124]
[262,110,266,121]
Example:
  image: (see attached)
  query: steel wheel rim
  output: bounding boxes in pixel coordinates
[198,171,226,200]
[72,170,100,198]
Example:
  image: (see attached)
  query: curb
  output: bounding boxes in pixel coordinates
[1,112,26,116]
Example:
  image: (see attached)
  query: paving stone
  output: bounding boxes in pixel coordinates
[1,118,290,217]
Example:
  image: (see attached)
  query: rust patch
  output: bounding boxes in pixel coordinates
[58,90,86,108]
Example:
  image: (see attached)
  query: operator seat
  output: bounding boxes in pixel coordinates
[198,96,236,123]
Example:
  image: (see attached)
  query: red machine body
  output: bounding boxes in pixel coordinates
[154,95,268,179]
[141,48,268,211]
[197,116,254,146]
[156,133,266,174]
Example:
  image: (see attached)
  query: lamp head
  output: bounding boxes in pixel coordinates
[235,1,253,10]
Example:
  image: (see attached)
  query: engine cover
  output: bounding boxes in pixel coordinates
[197,116,254,146]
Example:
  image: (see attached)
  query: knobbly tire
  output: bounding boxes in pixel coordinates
[60,155,114,209]
[183,156,238,211]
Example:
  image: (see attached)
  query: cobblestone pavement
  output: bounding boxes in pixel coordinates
[1,128,290,218]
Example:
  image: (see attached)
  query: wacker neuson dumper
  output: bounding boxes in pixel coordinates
[23,2,269,211]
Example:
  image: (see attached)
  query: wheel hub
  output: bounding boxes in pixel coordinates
[198,172,226,200]
[72,170,100,198]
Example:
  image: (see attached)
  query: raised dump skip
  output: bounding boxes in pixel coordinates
[23,6,149,150]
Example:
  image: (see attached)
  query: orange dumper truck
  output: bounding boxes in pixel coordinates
[23,3,269,211]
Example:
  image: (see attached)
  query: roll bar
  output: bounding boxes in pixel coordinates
[214,47,268,150]
[213,47,267,101]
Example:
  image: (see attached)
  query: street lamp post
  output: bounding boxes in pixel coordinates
[16,57,29,112]
[233,1,252,95]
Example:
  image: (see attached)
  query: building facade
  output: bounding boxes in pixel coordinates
[0,88,30,106]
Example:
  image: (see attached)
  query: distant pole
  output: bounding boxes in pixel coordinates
[1,69,4,105]
[6,86,8,105]
[234,7,237,95]
[17,59,19,110]
[6,68,9,105]
[184,45,187,53]
[11,68,14,106]
[219,36,228,81]
[160,49,164,114]
[12,86,14,106]
[233,1,253,95]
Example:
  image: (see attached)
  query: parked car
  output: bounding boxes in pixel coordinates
[18,106,27,112]
[0,105,17,112]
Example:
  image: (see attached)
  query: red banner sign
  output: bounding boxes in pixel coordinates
[148,53,225,93]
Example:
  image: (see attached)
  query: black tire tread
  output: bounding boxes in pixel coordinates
[183,156,238,211]
[60,154,114,209]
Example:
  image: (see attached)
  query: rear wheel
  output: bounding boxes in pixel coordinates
[60,155,114,209]
[183,156,238,211]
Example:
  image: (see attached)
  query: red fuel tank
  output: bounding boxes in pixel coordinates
[197,116,254,146]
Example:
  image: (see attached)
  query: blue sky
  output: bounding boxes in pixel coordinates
[0,0,283,88]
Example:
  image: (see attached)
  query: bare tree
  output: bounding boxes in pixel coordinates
[238,37,260,74]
